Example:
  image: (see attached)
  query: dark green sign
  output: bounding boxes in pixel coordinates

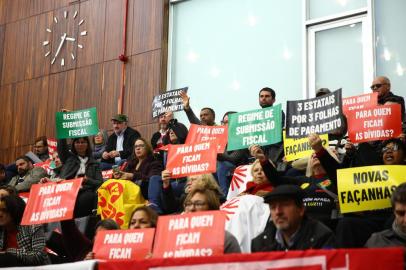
[56,107,99,139]
[227,104,282,151]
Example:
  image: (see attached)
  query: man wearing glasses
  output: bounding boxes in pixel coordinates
[371,76,405,122]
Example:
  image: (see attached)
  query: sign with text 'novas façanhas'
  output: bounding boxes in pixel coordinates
[152,87,188,118]
[286,89,343,138]
[227,104,282,151]
[55,107,99,139]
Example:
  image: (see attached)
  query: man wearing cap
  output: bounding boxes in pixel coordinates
[251,184,335,252]
[101,114,141,168]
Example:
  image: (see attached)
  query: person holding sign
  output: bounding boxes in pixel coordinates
[57,137,103,217]
[0,195,50,266]
[183,186,241,253]
[112,138,163,200]
[180,91,216,126]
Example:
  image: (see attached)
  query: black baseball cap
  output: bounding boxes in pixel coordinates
[264,185,305,205]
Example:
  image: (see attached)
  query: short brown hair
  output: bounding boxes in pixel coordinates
[184,187,220,211]
[128,205,158,228]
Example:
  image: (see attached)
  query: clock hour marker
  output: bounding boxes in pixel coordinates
[78,44,83,49]
[61,58,65,66]
[46,28,52,33]
[64,11,68,18]
[45,51,51,57]
[79,19,84,26]
[80,31,87,36]
[54,17,58,23]
[42,41,49,46]
[73,11,78,19]
[66,37,76,42]
[71,53,75,60]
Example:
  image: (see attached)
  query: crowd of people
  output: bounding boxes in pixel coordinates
[0,75,405,266]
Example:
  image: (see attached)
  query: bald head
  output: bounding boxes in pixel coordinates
[371,76,391,98]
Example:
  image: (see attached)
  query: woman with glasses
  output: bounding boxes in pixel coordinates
[183,186,241,254]
[57,136,103,217]
[0,195,50,266]
[113,138,163,199]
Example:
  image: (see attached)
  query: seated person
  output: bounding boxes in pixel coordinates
[9,156,47,192]
[93,129,108,162]
[112,138,163,199]
[366,183,406,252]
[0,164,8,186]
[183,185,241,254]
[33,136,49,162]
[128,206,158,229]
[251,185,335,252]
[57,137,103,217]
[0,195,50,266]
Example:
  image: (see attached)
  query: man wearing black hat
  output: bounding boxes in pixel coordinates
[101,114,141,169]
[251,185,335,252]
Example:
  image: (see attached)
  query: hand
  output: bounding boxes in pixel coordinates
[102,151,110,160]
[40,177,50,184]
[344,139,355,154]
[308,133,323,152]
[180,91,190,110]
[398,133,405,143]
[84,251,95,260]
[61,108,70,112]
[109,151,120,158]
[249,144,266,161]
[121,172,133,180]
[161,170,171,188]
[112,171,123,179]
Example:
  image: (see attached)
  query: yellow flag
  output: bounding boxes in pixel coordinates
[337,165,406,213]
[97,179,146,228]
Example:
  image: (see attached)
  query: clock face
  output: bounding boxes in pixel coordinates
[42,10,88,66]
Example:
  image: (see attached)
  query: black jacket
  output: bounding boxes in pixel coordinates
[102,127,141,163]
[251,216,335,252]
[57,139,103,192]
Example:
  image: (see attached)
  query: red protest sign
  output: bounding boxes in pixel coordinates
[34,160,51,174]
[185,124,228,153]
[93,229,155,260]
[102,169,113,180]
[21,178,83,225]
[153,211,226,258]
[342,92,378,115]
[347,104,402,143]
[166,142,217,178]
[47,138,57,158]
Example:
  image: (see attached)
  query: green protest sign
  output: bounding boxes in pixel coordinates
[227,104,282,151]
[56,107,99,139]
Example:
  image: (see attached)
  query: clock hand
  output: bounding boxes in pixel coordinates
[51,33,67,65]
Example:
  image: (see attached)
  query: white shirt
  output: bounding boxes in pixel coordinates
[115,128,126,163]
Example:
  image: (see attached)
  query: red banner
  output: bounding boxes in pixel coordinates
[342,92,378,116]
[93,229,155,260]
[34,160,52,174]
[185,124,228,153]
[47,138,57,158]
[153,211,226,258]
[102,169,113,180]
[347,104,402,143]
[21,178,83,225]
[166,142,217,178]
[99,248,403,270]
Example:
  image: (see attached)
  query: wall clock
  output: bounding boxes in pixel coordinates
[42,10,88,66]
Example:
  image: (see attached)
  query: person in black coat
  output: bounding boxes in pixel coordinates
[101,114,141,168]
[57,137,103,218]
[251,185,335,252]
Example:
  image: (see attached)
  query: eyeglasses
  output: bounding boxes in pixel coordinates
[184,200,207,209]
[134,144,146,149]
[370,83,388,90]
[382,144,399,153]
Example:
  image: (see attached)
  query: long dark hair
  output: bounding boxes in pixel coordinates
[71,137,93,158]
[0,195,26,225]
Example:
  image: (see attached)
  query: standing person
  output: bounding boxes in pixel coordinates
[151,111,174,152]
[57,137,103,217]
[180,91,216,126]
[101,114,141,169]
[0,195,50,266]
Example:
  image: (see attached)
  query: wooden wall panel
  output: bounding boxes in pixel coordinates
[0,149,12,164]
[124,50,161,126]
[128,0,163,55]
[54,0,72,10]
[12,77,49,146]
[50,5,79,74]
[100,60,121,129]
[74,63,103,111]
[133,123,157,143]
[77,0,106,68]
[13,145,32,161]
[0,0,6,25]
[1,19,29,85]
[0,84,16,149]
[0,26,4,84]
[25,12,53,80]
[29,0,56,17]
[104,0,124,62]
[5,0,29,23]
[46,70,76,138]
